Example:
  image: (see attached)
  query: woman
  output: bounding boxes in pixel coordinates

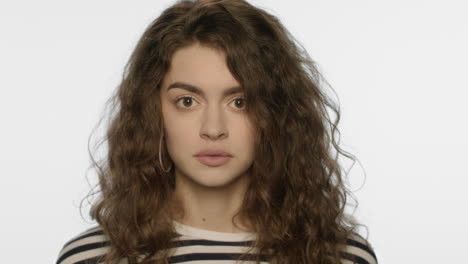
[56,0,378,263]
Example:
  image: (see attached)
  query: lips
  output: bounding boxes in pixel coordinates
[195,155,232,166]
[194,149,232,157]
[194,149,233,167]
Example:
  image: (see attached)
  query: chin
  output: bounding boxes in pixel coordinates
[192,171,244,188]
[176,164,247,189]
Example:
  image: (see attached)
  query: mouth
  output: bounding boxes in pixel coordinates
[194,149,233,157]
[194,155,232,166]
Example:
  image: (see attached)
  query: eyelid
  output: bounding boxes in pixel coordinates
[174,95,245,111]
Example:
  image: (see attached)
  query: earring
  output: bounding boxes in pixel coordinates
[159,130,173,173]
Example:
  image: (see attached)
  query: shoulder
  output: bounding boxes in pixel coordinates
[56,225,114,264]
[340,232,378,264]
[56,226,377,264]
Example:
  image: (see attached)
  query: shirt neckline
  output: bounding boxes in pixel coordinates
[172,220,257,241]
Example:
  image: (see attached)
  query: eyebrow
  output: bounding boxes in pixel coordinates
[167,82,243,97]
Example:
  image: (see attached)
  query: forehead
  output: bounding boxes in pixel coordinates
[163,43,241,93]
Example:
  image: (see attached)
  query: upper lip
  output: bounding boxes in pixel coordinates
[194,149,233,157]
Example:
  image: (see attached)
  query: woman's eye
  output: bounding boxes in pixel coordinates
[230,97,246,111]
[175,96,246,111]
[175,96,198,109]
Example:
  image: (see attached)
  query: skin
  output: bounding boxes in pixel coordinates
[159,42,256,233]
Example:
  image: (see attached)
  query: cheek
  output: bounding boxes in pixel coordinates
[164,116,193,145]
[242,118,256,144]
[164,119,194,161]
[161,109,197,149]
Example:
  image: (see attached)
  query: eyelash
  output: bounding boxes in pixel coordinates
[174,96,246,112]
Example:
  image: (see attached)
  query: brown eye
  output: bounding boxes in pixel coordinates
[231,97,246,111]
[174,96,245,111]
[175,96,198,109]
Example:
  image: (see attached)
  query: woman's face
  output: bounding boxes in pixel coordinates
[160,42,256,189]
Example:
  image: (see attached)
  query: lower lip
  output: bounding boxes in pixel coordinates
[195,156,232,166]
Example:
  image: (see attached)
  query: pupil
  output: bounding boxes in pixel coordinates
[236,98,244,108]
[183,98,192,107]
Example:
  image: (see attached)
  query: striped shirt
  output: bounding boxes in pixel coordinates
[56,221,378,264]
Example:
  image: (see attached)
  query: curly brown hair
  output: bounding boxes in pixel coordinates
[83,0,370,263]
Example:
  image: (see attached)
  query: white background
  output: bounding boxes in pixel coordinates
[1,0,467,263]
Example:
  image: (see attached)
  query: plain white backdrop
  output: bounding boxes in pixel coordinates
[1,0,467,263]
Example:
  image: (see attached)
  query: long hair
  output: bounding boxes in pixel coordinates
[84,0,368,263]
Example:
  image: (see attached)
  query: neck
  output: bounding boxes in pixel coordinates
[169,169,253,233]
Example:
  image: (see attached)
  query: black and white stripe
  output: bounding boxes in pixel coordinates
[56,226,377,264]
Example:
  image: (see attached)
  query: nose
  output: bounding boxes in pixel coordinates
[200,105,228,140]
